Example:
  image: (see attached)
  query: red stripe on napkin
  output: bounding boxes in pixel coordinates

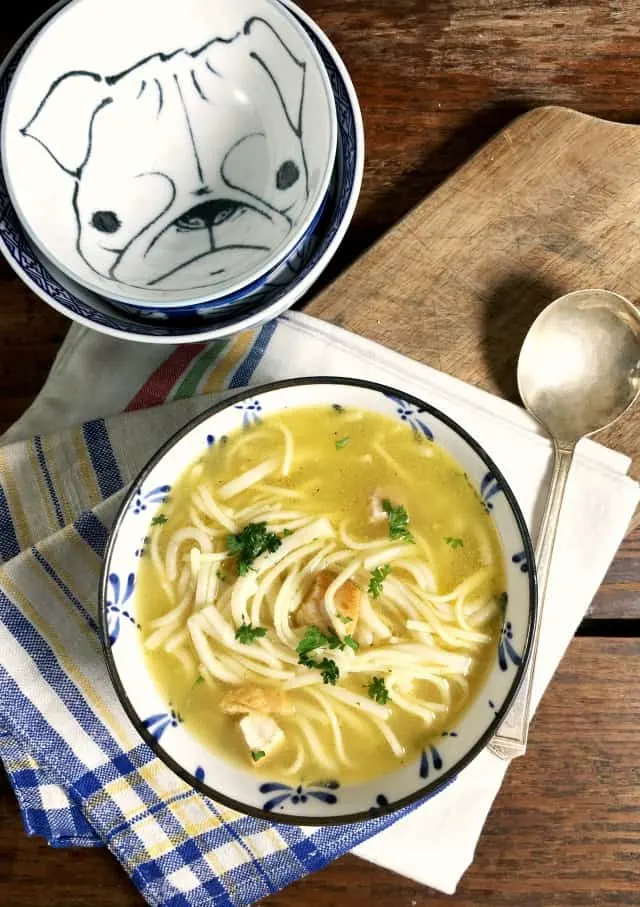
[126,343,208,411]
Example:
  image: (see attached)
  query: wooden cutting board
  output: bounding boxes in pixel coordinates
[308,104,640,528]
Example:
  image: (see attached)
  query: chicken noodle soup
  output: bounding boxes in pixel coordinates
[138,405,505,784]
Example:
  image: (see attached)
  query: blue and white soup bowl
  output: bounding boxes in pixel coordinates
[100,378,536,824]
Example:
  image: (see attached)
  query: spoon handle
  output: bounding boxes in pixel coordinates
[488,441,575,760]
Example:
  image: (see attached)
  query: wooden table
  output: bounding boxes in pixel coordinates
[1,1,640,904]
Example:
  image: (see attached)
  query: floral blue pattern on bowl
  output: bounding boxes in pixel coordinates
[105,572,138,645]
[0,0,362,341]
[259,780,339,812]
[99,378,537,825]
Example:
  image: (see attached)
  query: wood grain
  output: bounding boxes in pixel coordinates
[2,637,640,906]
[308,104,640,486]
[1,2,640,905]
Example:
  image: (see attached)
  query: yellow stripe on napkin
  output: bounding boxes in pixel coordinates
[200,331,255,394]
[71,428,103,512]
[0,449,31,553]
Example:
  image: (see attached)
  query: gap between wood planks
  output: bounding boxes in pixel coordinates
[578,618,640,637]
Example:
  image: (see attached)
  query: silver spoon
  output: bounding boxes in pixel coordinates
[489,288,640,760]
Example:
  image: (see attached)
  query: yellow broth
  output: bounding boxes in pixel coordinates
[137,404,505,785]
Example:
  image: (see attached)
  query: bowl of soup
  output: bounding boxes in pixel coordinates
[99,378,536,823]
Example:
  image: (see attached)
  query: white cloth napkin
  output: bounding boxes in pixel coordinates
[3,311,638,894]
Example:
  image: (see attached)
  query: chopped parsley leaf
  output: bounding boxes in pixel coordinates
[317,658,339,685]
[299,651,339,683]
[381,499,414,543]
[367,676,390,705]
[297,625,332,658]
[251,750,266,762]
[339,614,353,624]
[335,436,350,450]
[151,514,168,526]
[297,626,356,681]
[368,563,392,599]
[235,621,267,645]
[297,625,356,657]
[192,675,205,688]
[444,537,464,550]
[216,569,226,582]
[227,522,281,575]
[282,528,293,537]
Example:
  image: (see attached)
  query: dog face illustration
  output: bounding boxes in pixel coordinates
[21,18,309,292]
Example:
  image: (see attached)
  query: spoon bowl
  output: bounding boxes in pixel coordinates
[517,289,640,446]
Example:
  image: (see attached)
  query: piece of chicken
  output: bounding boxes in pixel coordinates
[220,684,293,716]
[295,569,360,633]
[239,714,284,759]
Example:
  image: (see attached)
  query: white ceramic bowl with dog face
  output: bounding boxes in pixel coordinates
[0,0,363,343]
[100,378,537,824]
[1,0,337,308]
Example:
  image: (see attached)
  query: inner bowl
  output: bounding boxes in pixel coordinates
[0,0,363,343]
[1,0,337,307]
[100,378,536,824]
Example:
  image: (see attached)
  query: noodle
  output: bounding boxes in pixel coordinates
[193,487,238,533]
[164,527,213,582]
[218,459,278,500]
[306,689,353,765]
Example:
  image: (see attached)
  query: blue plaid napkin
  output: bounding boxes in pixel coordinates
[0,328,422,907]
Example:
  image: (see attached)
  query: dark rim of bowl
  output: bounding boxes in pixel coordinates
[99,376,538,826]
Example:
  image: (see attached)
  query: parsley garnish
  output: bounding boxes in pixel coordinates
[192,675,205,688]
[251,750,266,762]
[297,625,334,658]
[367,676,389,704]
[296,626,358,682]
[368,564,391,599]
[151,514,168,526]
[297,625,358,658]
[317,658,339,685]
[235,621,267,645]
[444,537,464,550]
[335,436,350,450]
[282,528,293,537]
[298,652,339,684]
[298,651,339,685]
[227,522,281,575]
[339,614,353,624]
[216,569,226,582]
[381,499,414,543]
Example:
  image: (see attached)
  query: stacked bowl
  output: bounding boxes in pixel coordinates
[0,0,363,343]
